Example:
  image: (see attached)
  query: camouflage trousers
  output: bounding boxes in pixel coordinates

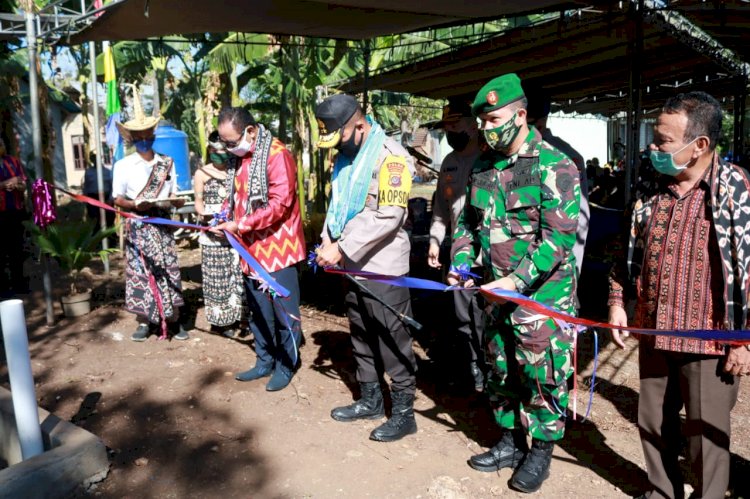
[485,311,574,442]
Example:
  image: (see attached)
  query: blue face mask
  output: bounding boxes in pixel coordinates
[648,137,698,176]
[133,137,155,153]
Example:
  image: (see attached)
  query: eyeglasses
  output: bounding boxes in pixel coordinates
[219,127,247,149]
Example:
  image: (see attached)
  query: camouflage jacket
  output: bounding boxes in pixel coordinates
[451,127,581,304]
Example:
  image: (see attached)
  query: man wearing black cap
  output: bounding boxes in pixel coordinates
[428,99,486,392]
[314,94,418,443]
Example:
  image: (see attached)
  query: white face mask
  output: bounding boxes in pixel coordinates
[227,128,253,157]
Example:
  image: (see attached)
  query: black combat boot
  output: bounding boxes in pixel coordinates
[331,382,385,422]
[369,390,417,442]
[509,439,555,493]
[469,429,529,472]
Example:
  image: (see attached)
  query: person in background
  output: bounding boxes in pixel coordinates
[112,86,188,342]
[427,99,487,392]
[0,137,28,297]
[194,131,246,338]
[526,91,589,276]
[82,152,115,237]
[213,107,306,392]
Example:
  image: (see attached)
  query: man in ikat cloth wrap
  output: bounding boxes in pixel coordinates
[450,73,580,494]
[112,85,187,342]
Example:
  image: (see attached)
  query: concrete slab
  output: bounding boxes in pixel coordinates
[0,387,109,498]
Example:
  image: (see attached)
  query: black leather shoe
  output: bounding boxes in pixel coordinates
[469,430,529,472]
[331,382,384,422]
[235,364,273,382]
[369,390,417,442]
[510,439,555,493]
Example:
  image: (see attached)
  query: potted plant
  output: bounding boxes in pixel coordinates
[26,220,118,317]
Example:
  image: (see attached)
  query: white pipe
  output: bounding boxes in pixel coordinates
[0,299,44,460]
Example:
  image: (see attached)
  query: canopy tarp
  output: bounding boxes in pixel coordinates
[675,0,750,63]
[340,9,740,116]
[67,0,592,44]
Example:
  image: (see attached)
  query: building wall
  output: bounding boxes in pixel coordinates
[547,113,608,164]
[14,80,72,188]
[61,113,98,191]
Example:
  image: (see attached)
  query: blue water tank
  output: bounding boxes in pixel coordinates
[153,121,191,191]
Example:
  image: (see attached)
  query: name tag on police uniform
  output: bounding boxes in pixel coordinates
[378,155,411,208]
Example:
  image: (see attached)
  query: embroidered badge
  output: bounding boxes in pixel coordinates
[378,155,412,208]
[487,91,498,105]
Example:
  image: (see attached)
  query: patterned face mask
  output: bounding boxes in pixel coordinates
[483,111,521,152]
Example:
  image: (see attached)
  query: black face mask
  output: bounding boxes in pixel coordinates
[336,127,361,158]
[446,131,471,152]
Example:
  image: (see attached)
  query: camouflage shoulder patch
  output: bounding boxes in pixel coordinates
[378,155,411,208]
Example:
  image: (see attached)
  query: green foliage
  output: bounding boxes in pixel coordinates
[25,220,119,294]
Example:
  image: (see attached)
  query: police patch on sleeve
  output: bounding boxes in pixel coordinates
[378,155,412,208]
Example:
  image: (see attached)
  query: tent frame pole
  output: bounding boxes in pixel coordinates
[89,40,110,273]
[625,0,644,205]
[733,75,747,165]
[25,9,55,326]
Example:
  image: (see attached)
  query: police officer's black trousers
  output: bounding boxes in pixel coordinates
[346,280,417,394]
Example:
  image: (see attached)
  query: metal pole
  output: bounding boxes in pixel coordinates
[733,75,747,165]
[25,10,55,326]
[362,39,371,113]
[624,0,643,205]
[89,40,109,273]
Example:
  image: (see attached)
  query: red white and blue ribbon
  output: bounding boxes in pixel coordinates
[45,184,290,299]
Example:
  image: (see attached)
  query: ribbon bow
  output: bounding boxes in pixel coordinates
[32,179,57,229]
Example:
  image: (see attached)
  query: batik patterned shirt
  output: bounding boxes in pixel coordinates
[630,166,724,354]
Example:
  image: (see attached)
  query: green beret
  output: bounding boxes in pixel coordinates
[472,73,525,117]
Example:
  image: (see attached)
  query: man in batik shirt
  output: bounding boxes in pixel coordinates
[609,91,750,499]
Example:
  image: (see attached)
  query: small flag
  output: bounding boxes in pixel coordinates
[103,41,120,117]
[103,41,124,162]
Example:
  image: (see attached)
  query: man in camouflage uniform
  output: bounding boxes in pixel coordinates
[449,73,580,494]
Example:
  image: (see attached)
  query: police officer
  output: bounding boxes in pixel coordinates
[428,99,486,392]
[449,74,580,494]
[314,94,418,443]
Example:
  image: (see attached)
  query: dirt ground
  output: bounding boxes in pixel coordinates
[3,242,750,499]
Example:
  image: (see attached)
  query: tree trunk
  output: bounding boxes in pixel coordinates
[278,39,288,142]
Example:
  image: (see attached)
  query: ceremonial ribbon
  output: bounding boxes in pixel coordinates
[47,180,750,342]
[323,267,750,342]
[39,183,290,299]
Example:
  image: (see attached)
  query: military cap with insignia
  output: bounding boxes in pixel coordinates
[472,73,526,117]
[314,94,360,148]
